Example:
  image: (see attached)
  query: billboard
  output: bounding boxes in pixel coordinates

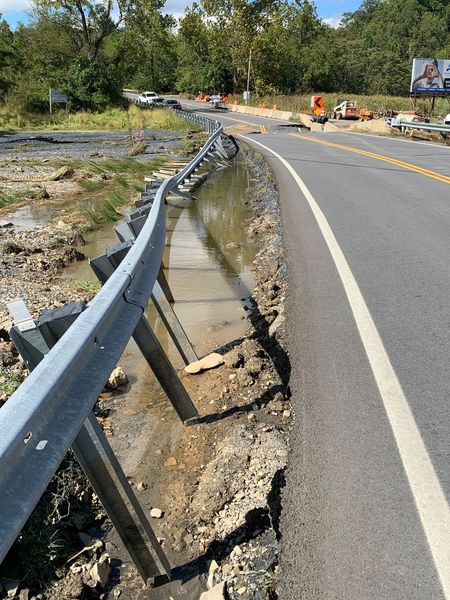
[410,58,450,94]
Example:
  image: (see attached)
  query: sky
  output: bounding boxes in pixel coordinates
[0,0,362,30]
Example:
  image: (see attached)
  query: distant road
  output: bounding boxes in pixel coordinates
[178,101,450,600]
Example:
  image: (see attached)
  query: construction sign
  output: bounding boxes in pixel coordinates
[311,95,324,116]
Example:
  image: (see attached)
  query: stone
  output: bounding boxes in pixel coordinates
[4,581,20,599]
[184,353,224,374]
[232,545,243,557]
[113,590,122,598]
[237,587,247,595]
[150,508,163,519]
[107,366,128,389]
[207,559,220,589]
[223,349,244,368]
[268,313,285,337]
[90,553,111,588]
[199,582,226,600]
[19,589,30,600]
[136,481,147,491]
[283,410,291,418]
[0,221,13,228]
[164,456,178,467]
[221,564,233,577]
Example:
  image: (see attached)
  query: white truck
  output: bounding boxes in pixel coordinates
[136,91,164,107]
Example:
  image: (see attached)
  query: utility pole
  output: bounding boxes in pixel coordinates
[245,47,252,105]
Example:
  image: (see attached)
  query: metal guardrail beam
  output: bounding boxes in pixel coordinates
[390,119,450,134]
[0,112,223,564]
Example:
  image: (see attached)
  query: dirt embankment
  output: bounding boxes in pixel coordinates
[112,145,290,600]
[0,143,290,600]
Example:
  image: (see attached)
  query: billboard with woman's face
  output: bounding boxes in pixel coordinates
[410,58,450,94]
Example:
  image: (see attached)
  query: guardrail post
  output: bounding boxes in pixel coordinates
[90,249,199,421]
[92,242,197,365]
[7,299,171,583]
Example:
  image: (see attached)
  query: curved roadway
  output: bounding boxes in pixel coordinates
[179,102,450,600]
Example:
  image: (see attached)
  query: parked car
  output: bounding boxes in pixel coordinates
[444,113,450,125]
[136,91,164,107]
[165,99,182,110]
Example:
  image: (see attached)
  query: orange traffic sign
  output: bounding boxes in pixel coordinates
[311,95,324,115]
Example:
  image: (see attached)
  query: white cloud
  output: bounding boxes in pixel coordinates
[323,14,342,28]
[0,0,31,15]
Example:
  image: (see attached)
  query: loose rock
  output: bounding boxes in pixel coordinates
[200,582,226,600]
[184,353,224,374]
[107,366,128,389]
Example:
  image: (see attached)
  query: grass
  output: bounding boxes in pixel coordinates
[82,190,130,228]
[0,104,198,133]
[228,92,450,117]
[2,453,100,592]
[66,279,102,295]
[0,368,23,396]
[41,156,163,229]
[0,190,21,209]
[176,131,209,155]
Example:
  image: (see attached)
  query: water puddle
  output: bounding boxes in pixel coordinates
[60,161,257,597]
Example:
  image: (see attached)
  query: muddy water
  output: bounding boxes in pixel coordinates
[63,162,257,597]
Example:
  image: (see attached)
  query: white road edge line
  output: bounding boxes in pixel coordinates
[241,134,450,598]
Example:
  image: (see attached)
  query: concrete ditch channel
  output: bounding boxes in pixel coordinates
[0,129,291,600]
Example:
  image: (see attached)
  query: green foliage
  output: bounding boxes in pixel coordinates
[1,454,98,591]
[67,279,102,294]
[2,0,450,111]
[0,190,20,209]
[0,368,23,396]
[0,104,193,132]
[82,190,129,228]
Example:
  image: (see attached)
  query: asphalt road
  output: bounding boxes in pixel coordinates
[180,102,450,599]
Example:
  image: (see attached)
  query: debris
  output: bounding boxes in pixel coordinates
[5,165,74,182]
[136,481,147,491]
[184,352,224,374]
[0,221,13,228]
[107,366,128,389]
[207,560,219,589]
[128,141,148,156]
[3,580,20,598]
[199,582,226,599]
[150,508,164,519]
[268,312,285,337]
[89,553,111,588]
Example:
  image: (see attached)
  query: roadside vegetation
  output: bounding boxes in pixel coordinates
[1,0,449,117]
[227,93,450,118]
[0,105,195,133]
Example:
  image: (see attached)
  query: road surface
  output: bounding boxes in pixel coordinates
[181,101,450,600]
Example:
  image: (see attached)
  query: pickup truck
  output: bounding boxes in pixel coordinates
[136,91,164,107]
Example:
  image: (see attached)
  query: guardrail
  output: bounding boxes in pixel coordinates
[0,111,224,578]
[389,118,450,135]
